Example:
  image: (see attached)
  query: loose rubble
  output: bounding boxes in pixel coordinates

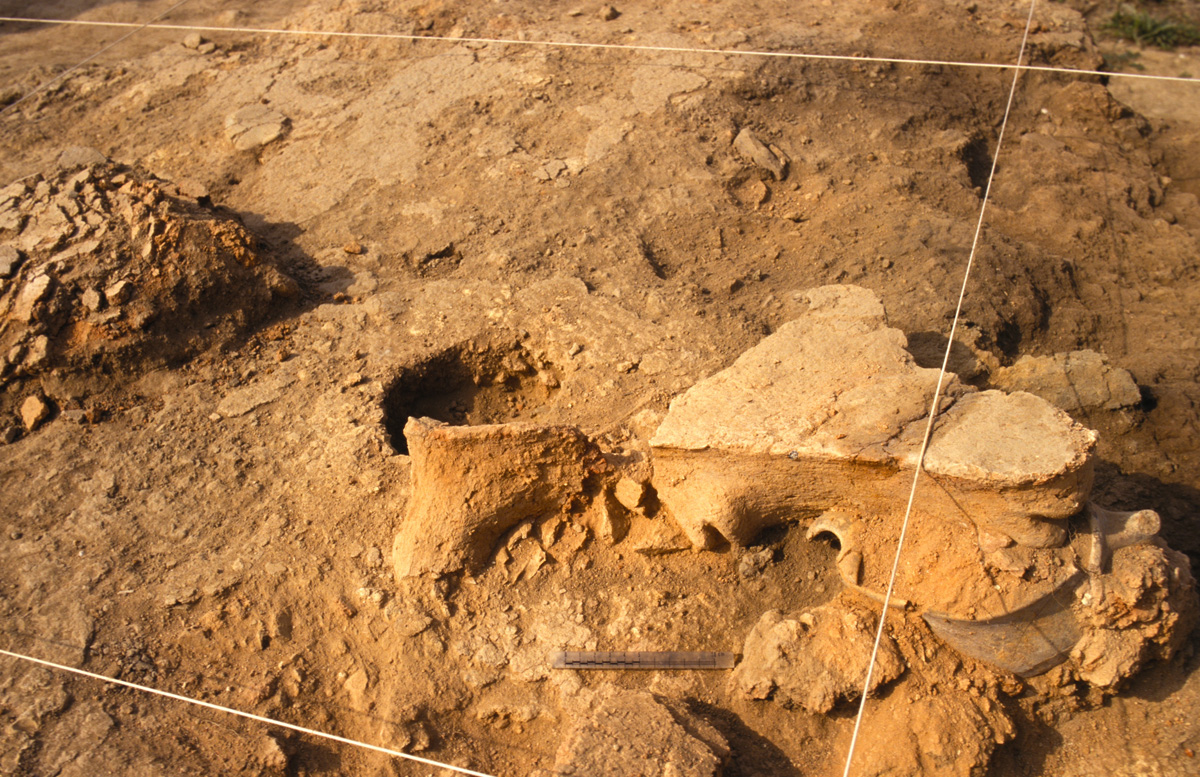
[537,685,730,777]
[732,597,905,713]
[0,157,299,439]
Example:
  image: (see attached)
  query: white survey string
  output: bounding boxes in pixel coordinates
[0,647,499,777]
[839,1,1040,776]
[0,16,1197,84]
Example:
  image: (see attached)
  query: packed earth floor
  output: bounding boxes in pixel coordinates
[2,1,1200,776]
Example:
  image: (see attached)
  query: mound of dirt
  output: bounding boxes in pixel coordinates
[0,152,299,439]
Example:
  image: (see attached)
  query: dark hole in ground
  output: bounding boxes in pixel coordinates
[809,529,843,553]
[1139,384,1159,412]
[960,134,994,192]
[382,340,560,454]
[750,522,791,549]
[994,318,1025,361]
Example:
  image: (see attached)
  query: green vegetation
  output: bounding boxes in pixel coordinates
[1100,49,1146,71]
[1104,7,1200,49]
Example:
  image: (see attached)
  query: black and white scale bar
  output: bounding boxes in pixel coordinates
[552,650,737,670]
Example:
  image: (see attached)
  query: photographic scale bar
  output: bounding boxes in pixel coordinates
[552,650,738,670]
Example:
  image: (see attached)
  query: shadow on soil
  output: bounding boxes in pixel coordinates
[687,701,803,777]
[1091,461,1200,566]
[986,704,1064,777]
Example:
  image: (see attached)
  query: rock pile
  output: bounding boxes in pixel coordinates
[0,153,299,439]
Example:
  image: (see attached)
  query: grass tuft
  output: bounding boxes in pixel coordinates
[1103,7,1200,50]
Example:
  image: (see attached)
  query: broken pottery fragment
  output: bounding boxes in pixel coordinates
[392,417,606,578]
[923,583,1084,678]
[656,285,1196,684]
[731,597,905,714]
[537,684,729,777]
[1083,502,1161,575]
[990,349,1142,415]
[650,284,1096,552]
[918,501,1195,681]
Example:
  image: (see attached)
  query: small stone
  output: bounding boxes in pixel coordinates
[599,5,620,21]
[734,178,769,207]
[182,33,204,49]
[733,128,788,181]
[0,424,19,444]
[13,274,52,322]
[197,42,217,55]
[738,547,774,578]
[81,287,105,312]
[215,372,296,417]
[176,178,208,199]
[271,609,293,640]
[225,104,287,152]
[105,279,133,304]
[20,395,51,431]
[629,517,692,556]
[344,668,370,708]
[24,335,49,367]
[343,241,364,255]
[613,478,646,512]
[365,546,383,568]
[0,245,22,277]
[259,736,289,771]
[57,146,108,169]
